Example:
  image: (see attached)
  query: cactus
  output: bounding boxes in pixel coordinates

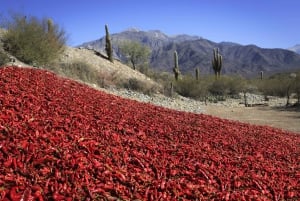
[260,71,263,80]
[212,48,222,79]
[170,82,174,97]
[195,67,199,80]
[173,51,180,81]
[47,19,53,34]
[105,24,113,63]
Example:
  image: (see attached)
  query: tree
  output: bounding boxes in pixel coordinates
[1,13,66,65]
[119,40,151,70]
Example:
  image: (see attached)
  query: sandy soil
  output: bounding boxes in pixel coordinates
[203,105,300,134]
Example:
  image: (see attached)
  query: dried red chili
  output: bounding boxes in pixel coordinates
[0,66,299,200]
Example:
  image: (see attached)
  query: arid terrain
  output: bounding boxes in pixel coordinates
[204,104,300,133]
[62,48,300,134]
[2,45,300,134]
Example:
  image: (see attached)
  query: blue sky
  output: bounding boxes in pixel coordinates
[1,0,299,48]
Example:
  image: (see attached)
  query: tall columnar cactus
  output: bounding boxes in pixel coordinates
[195,67,199,80]
[212,48,222,79]
[47,19,53,34]
[170,82,174,97]
[173,51,180,81]
[260,71,264,80]
[105,24,113,63]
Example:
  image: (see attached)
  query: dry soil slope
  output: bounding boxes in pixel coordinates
[0,27,160,91]
[57,46,160,89]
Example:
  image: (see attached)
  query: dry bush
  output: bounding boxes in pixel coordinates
[44,61,110,88]
[294,74,300,104]
[256,77,289,97]
[206,76,249,100]
[0,51,10,66]
[119,77,159,95]
[1,13,66,65]
[175,75,209,99]
[45,61,158,94]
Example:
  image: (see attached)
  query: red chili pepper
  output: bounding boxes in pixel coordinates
[9,187,22,201]
[52,192,65,201]
[3,156,13,167]
[1,67,299,200]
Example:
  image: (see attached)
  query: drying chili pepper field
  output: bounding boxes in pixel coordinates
[0,66,299,201]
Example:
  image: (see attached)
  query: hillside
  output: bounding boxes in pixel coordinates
[0,66,299,200]
[80,29,300,77]
[56,46,159,87]
[1,47,161,94]
[289,44,300,54]
[0,27,161,93]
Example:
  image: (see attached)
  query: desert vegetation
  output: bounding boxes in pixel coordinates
[1,13,66,66]
[1,12,299,106]
[211,48,223,80]
[105,24,113,63]
[119,40,151,71]
[0,50,10,66]
[172,51,180,81]
[136,45,300,105]
[253,71,300,105]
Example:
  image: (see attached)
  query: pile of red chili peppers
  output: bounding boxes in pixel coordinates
[0,66,299,200]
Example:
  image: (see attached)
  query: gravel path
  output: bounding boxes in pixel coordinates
[100,87,205,113]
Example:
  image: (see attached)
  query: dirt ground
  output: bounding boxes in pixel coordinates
[203,105,300,134]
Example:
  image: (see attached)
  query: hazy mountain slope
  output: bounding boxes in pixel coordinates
[288,44,300,54]
[79,29,300,77]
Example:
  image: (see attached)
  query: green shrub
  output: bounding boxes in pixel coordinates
[2,13,66,66]
[226,76,248,95]
[257,77,288,97]
[175,75,209,99]
[208,78,229,96]
[294,73,300,104]
[208,76,247,97]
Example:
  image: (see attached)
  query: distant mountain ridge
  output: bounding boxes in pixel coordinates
[288,44,300,54]
[79,29,300,77]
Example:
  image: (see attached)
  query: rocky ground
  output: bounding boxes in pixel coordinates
[98,86,300,133]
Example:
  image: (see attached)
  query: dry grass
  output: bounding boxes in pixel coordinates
[51,47,162,93]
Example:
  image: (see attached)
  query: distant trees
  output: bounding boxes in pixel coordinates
[294,74,300,104]
[119,40,151,71]
[256,72,300,106]
[1,13,66,65]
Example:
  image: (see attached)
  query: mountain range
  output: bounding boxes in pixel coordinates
[79,29,300,77]
[288,44,300,54]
